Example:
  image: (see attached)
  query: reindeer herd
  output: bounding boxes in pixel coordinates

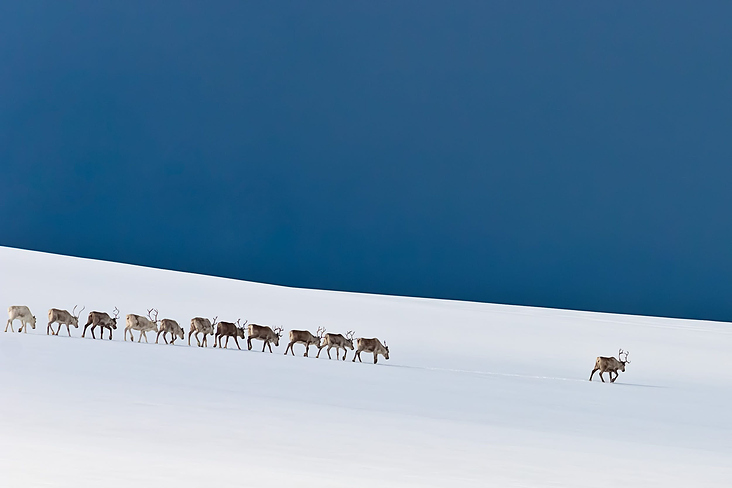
[5,305,391,364]
[7,304,630,378]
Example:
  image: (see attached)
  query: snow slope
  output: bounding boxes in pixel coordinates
[0,245,730,487]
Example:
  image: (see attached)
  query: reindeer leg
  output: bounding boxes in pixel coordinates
[589,368,598,381]
[610,371,617,383]
[66,324,71,336]
[247,337,252,350]
[234,336,241,350]
[108,328,113,340]
[316,345,323,358]
[343,350,348,361]
[304,344,309,357]
[5,319,11,332]
[225,336,230,349]
[195,332,201,347]
[599,371,606,383]
[373,353,378,364]
[47,322,53,335]
[327,346,332,359]
[284,343,291,355]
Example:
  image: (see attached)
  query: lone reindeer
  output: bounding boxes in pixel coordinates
[589,349,630,383]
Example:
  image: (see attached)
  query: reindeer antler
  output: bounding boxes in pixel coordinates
[148,308,159,322]
[72,304,86,318]
[212,316,219,326]
[316,326,326,339]
[113,307,119,319]
[346,330,355,340]
[274,326,283,337]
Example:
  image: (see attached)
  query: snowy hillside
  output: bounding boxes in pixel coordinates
[1,245,730,487]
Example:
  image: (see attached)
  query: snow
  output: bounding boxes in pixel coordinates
[1,245,730,487]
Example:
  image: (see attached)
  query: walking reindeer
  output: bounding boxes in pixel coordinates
[589,349,631,383]
[47,305,85,336]
[316,330,355,360]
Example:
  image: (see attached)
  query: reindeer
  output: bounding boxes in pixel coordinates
[284,327,325,357]
[316,330,355,360]
[156,318,185,345]
[47,306,84,336]
[247,324,283,353]
[6,306,37,333]
[214,319,247,350]
[352,337,389,364]
[589,349,631,383]
[125,309,159,343]
[189,316,217,347]
[82,308,119,340]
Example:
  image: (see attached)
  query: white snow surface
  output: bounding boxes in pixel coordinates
[1,246,730,487]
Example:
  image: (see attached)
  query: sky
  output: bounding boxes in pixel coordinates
[1,2,732,322]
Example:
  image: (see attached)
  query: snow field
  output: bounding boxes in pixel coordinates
[1,246,731,487]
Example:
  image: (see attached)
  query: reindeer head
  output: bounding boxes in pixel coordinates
[210,316,219,335]
[383,341,390,360]
[345,330,355,350]
[71,305,85,328]
[272,326,284,346]
[111,307,119,329]
[147,309,160,331]
[236,319,248,338]
[618,349,630,372]
[30,315,37,329]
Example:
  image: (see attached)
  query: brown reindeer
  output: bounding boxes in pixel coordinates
[316,330,355,360]
[589,349,631,383]
[156,319,185,344]
[352,337,389,364]
[247,324,283,353]
[214,319,247,350]
[82,308,119,340]
[47,305,85,336]
[284,327,325,357]
[188,316,217,347]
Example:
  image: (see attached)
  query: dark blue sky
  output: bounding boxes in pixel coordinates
[2,2,732,321]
